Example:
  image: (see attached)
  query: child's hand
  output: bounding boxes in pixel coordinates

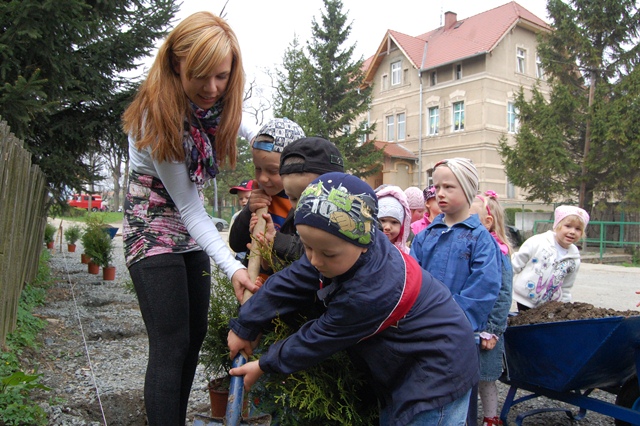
[229,360,264,391]
[248,189,271,213]
[227,330,256,359]
[480,335,498,351]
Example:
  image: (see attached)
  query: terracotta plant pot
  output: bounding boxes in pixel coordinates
[102,265,116,281]
[208,377,249,418]
[88,261,100,275]
[81,253,91,264]
[46,241,54,249]
[208,377,229,418]
[67,244,77,253]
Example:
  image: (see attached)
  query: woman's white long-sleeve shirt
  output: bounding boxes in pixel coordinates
[128,136,244,280]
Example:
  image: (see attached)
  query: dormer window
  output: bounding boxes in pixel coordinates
[391,61,401,85]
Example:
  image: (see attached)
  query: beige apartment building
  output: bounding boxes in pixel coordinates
[360,1,551,202]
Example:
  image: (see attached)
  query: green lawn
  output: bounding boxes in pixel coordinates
[57,211,124,225]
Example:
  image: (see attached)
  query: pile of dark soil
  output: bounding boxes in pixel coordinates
[508,301,639,326]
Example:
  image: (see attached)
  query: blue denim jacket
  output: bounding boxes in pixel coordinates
[410,214,502,332]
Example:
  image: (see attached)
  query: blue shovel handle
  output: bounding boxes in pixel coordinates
[225,352,248,426]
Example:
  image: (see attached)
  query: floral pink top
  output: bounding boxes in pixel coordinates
[123,171,202,267]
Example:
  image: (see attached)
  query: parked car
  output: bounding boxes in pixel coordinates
[68,194,103,212]
[211,216,229,232]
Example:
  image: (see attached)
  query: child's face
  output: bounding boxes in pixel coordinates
[426,197,441,219]
[297,224,367,278]
[237,192,250,208]
[282,173,320,209]
[554,216,584,249]
[433,166,469,221]
[252,149,284,196]
[410,207,426,223]
[379,217,402,243]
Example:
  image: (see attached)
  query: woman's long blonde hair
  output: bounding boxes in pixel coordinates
[122,12,244,167]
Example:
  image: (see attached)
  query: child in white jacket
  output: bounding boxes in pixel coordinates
[512,205,590,311]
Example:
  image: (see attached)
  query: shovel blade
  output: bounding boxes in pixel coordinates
[193,413,271,426]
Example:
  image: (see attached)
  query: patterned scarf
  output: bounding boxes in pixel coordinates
[183,100,222,184]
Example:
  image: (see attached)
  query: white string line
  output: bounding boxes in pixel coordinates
[61,245,108,426]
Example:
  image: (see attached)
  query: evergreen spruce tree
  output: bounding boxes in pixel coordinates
[273,0,382,177]
[0,0,177,202]
[499,0,640,211]
[273,36,309,121]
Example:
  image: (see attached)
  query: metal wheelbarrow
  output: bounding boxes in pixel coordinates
[194,208,272,426]
[500,315,640,425]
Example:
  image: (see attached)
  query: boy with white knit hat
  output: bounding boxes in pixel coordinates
[410,157,502,426]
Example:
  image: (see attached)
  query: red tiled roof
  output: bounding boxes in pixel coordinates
[364,1,549,81]
[374,141,417,159]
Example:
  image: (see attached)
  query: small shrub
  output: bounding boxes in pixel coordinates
[43,223,56,244]
[64,224,82,245]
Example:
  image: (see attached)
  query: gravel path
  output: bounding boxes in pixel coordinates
[32,219,627,425]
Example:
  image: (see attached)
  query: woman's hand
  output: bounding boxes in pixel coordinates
[231,269,259,301]
[229,360,264,391]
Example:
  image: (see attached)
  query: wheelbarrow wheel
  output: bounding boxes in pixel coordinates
[615,376,640,426]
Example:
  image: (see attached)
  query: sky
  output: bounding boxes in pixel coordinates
[148,0,550,118]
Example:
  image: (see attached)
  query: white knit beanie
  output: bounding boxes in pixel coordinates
[378,196,405,223]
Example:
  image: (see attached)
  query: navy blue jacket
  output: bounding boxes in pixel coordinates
[230,231,479,426]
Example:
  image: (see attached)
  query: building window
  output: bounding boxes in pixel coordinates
[428,107,439,135]
[358,122,369,144]
[507,179,516,199]
[386,115,395,141]
[391,61,401,85]
[342,124,351,135]
[430,71,437,86]
[516,48,526,74]
[536,54,544,79]
[455,64,462,80]
[507,102,518,133]
[397,113,406,140]
[453,101,464,131]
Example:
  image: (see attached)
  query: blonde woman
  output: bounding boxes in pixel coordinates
[122,12,255,425]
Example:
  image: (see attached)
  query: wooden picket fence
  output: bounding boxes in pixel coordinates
[0,117,48,347]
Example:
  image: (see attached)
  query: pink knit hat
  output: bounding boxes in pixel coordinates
[404,187,424,210]
[553,205,590,229]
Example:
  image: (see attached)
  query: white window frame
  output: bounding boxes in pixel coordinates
[507,102,518,133]
[397,113,406,140]
[536,54,544,79]
[391,61,402,85]
[516,48,526,74]
[452,101,464,132]
[386,115,395,141]
[428,107,439,135]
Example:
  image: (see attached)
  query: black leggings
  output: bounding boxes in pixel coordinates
[128,251,211,426]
